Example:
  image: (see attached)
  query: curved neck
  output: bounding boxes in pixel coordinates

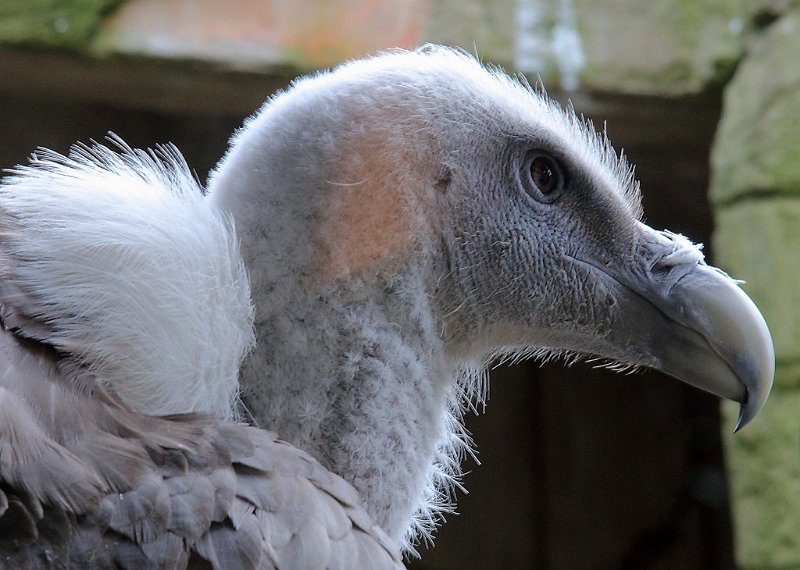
[237,261,455,545]
[207,99,466,548]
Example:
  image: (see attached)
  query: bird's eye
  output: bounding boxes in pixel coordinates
[522,152,564,203]
[531,157,558,193]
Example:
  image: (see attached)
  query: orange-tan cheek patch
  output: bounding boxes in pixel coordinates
[317,141,417,282]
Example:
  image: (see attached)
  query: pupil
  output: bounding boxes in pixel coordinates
[532,157,556,193]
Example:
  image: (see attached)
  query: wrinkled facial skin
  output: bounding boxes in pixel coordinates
[434,129,637,360]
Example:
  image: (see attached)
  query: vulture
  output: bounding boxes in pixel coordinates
[0,46,774,568]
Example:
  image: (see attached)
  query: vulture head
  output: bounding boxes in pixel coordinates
[0,45,774,564]
[207,46,774,548]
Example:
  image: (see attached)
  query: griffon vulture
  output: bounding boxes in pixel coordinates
[0,46,773,568]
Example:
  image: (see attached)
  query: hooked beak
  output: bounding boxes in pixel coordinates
[650,262,773,430]
[609,226,774,431]
[576,225,775,431]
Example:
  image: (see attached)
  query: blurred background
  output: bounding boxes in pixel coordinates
[0,1,797,568]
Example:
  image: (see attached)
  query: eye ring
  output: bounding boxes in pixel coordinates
[521,152,564,203]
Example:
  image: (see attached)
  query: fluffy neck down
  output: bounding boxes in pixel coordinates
[236,261,476,549]
[208,83,483,550]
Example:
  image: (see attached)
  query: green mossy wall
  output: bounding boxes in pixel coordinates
[0,0,121,49]
[711,8,800,568]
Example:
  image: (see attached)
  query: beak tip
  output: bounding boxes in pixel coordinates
[733,364,774,433]
[733,407,747,434]
[734,404,752,434]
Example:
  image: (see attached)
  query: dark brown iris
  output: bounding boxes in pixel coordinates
[530,156,559,194]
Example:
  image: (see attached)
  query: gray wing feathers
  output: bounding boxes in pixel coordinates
[0,327,403,568]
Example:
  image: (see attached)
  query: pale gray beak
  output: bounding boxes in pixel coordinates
[647,261,773,431]
[609,226,774,431]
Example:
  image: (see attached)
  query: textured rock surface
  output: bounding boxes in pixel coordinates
[93,0,766,94]
[711,8,800,568]
[550,0,745,94]
[96,0,429,69]
[711,11,800,203]
[0,0,773,95]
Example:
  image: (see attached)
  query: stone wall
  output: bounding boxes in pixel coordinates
[711,6,800,568]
